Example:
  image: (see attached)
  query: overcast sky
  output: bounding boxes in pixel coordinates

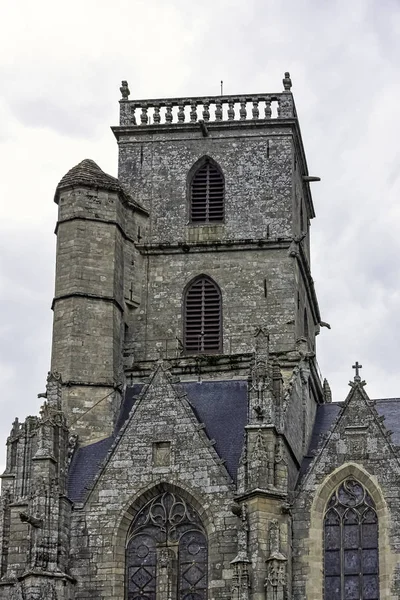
[1,0,400,470]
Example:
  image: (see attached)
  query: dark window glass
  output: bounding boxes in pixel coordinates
[324,479,379,600]
[184,277,222,354]
[190,161,224,223]
[126,492,207,600]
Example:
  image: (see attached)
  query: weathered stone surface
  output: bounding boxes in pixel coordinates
[1,80,399,599]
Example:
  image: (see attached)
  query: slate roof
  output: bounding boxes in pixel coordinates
[182,380,247,479]
[67,379,248,503]
[375,398,400,446]
[55,159,120,200]
[67,436,114,502]
[298,397,400,484]
[54,159,147,213]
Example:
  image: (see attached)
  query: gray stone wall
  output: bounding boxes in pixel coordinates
[118,128,294,243]
[291,383,400,599]
[129,247,297,360]
[70,367,238,600]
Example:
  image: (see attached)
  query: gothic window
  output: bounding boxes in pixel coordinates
[324,478,379,600]
[184,276,222,354]
[190,159,224,223]
[126,491,207,600]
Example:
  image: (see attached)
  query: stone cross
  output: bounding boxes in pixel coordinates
[352,361,362,381]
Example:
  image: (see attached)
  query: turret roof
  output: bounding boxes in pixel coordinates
[54,158,148,213]
[55,159,120,198]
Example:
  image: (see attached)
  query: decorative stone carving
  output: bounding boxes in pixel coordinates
[248,429,271,489]
[231,503,250,600]
[282,72,292,92]
[67,434,78,466]
[265,519,287,600]
[10,581,24,600]
[120,80,130,99]
[20,512,43,528]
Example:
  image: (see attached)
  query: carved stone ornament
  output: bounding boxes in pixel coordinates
[282,72,292,91]
[265,519,287,599]
[47,371,62,384]
[231,504,251,600]
[10,582,24,600]
[120,80,130,99]
[67,434,78,465]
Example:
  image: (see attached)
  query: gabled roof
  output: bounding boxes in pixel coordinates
[67,379,247,504]
[299,395,400,484]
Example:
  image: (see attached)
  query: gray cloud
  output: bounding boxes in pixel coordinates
[1,0,400,470]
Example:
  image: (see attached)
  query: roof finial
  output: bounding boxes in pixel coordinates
[352,361,362,382]
[283,72,292,92]
[120,80,130,99]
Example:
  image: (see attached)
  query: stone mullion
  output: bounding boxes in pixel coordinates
[156,546,177,600]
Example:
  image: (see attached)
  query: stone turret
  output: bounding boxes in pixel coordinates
[51,159,148,443]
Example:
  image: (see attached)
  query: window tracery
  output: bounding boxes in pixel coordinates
[324,478,379,600]
[126,492,207,600]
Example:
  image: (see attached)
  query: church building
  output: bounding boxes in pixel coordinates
[0,74,399,599]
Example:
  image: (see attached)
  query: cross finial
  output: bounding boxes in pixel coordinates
[352,361,362,382]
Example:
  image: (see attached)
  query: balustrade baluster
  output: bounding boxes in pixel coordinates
[140,106,148,125]
[122,92,286,127]
[190,101,198,123]
[252,99,259,119]
[215,99,223,121]
[165,104,173,123]
[265,99,272,119]
[202,100,210,122]
[153,105,161,124]
[239,100,247,120]
[178,104,185,122]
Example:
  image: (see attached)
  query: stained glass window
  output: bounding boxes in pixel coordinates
[126,492,207,600]
[324,478,379,600]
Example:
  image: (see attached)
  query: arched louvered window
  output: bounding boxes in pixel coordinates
[190,160,224,223]
[126,491,208,600]
[184,276,222,353]
[324,478,379,600]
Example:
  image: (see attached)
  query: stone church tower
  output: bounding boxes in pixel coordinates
[1,74,400,599]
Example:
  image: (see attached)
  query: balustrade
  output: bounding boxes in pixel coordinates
[119,74,295,126]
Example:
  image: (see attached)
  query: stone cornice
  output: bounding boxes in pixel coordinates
[51,292,124,314]
[137,238,292,255]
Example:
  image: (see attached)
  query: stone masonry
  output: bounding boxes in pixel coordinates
[0,73,399,599]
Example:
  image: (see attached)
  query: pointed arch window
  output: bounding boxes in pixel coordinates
[324,478,379,600]
[184,276,222,354]
[190,160,224,223]
[126,491,208,600]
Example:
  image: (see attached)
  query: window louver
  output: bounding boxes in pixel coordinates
[184,277,222,353]
[190,162,224,223]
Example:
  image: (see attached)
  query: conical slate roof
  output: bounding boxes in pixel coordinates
[54,159,121,202]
